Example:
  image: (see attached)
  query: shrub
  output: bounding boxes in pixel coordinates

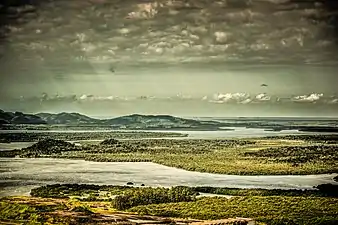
[112,186,196,210]
[334,176,338,182]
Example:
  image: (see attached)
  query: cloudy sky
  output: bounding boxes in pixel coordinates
[0,0,338,117]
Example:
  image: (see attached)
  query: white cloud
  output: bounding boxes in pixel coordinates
[293,93,324,102]
[240,99,252,104]
[12,93,338,107]
[214,31,229,43]
[212,93,250,103]
[79,94,88,100]
[255,93,271,101]
[328,99,338,104]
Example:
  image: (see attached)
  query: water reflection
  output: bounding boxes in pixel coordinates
[0,158,336,197]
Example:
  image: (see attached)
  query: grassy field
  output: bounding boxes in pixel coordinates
[2,185,338,225]
[0,196,254,225]
[56,137,338,175]
[1,134,337,224]
[29,184,338,201]
[2,135,338,175]
[129,196,338,225]
[0,131,187,142]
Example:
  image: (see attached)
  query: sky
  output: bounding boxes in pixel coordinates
[0,0,338,117]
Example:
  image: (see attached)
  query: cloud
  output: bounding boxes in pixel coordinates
[211,93,250,103]
[214,31,229,43]
[79,95,115,101]
[293,93,324,102]
[240,99,252,104]
[329,99,338,104]
[255,93,271,101]
[1,0,337,66]
[9,93,338,107]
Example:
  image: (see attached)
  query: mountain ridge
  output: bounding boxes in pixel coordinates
[0,110,223,130]
[0,109,46,125]
[36,112,100,124]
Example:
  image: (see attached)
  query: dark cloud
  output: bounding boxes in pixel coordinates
[0,0,337,67]
[1,0,338,116]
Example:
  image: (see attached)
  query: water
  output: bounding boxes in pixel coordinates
[0,127,314,137]
[0,128,314,150]
[0,128,307,150]
[163,127,306,138]
[0,142,36,151]
[0,158,336,197]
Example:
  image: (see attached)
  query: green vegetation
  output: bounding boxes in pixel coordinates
[244,145,338,163]
[30,184,134,200]
[0,196,251,225]
[193,185,338,197]
[0,139,81,158]
[61,138,337,175]
[0,198,69,224]
[30,184,338,201]
[0,131,187,143]
[3,135,338,175]
[0,197,111,224]
[100,138,120,145]
[0,201,44,223]
[264,135,338,143]
[129,196,338,225]
[22,139,79,157]
[4,184,338,224]
[113,186,196,210]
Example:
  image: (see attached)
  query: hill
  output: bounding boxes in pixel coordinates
[0,110,225,130]
[104,114,223,130]
[36,112,100,124]
[0,110,46,124]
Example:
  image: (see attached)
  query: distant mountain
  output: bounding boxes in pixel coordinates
[0,109,46,125]
[0,110,225,130]
[104,114,223,130]
[36,112,100,124]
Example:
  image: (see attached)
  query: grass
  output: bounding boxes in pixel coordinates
[193,185,338,197]
[129,196,338,225]
[2,184,338,224]
[60,144,338,175]
[14,137,338,175]
[0,131,187,143]
[0,197,108,224]
[29,184,338,200]
[2,135,338,175]
[0,197,68,224]
[0,201,42,223]
[30,184,135,201]
[0,196,253,225]
[112,186,196,210]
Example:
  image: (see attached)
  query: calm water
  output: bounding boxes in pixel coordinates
[0,127,310,137]
[0,128,312,151]
[0,158,336,197]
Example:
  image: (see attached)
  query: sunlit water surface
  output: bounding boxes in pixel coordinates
[0,158,336,197]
